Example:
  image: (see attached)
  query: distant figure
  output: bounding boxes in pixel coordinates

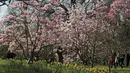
[117,53,125,68]
[6,50,16,59]
[109,57,114,68]
[34,55,39,61]
[57,46,64,63]
[49,50,59,63]
[109,52,117,68]
[126,53,130,67]
[50,54,58,62]
[50,57,56,62]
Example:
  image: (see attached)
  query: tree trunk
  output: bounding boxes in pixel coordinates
[91,46,96,68]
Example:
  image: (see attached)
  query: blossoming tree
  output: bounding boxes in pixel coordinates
[0,0,69,63]
[0,0,130,66]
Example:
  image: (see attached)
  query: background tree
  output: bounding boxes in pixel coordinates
[1,0,67,63]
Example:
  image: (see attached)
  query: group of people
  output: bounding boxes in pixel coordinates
[6,46,64,64]
[7,47,130,67]
[109,52,130,68]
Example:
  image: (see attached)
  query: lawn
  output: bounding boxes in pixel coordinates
[95,65,130,73]
[0,59,129,73]
[111,67,130,73]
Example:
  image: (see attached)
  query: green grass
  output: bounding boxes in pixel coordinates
[0,59,129,73]
[111,67,130,73]
[94,65,130,73]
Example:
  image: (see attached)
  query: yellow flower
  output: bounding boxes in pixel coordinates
[89,68,92,71]
[74,64,77,67]
[57,62,61,65]
[76,66,80,69]
[52,71,55,73]
[73,64,77,68]
[82,68,85,70]
[85,68,89,71]
[65,63,68,66]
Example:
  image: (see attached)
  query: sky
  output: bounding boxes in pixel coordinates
[0,5,8,20]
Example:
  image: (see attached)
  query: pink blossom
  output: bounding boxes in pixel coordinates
[87,10,97,17]
[10,1,23,9]
[33,10,38,15]
[128,19,130,23]
[111,0,125,8]
[55,10,64,15]
[6,15,15,20]
[0,38,4,43]
[106,13,115,18]
[33,2,40,6]
[39,17,45,23]
[53,1,60,6]
[48,0,54,3]
[48,0,60,6]
[41,4,49,11]
[15,1,23,7]
[11,4,17,9]
[23,10,31,15]
[87,10,96,14]
[0,20,3,24]
[31,17,38,22]
[55,15,61,22]
[96,3,105,8]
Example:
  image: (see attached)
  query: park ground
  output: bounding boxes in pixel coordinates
[0,59,129,73]
[95,65,130,73]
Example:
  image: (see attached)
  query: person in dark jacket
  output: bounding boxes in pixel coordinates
[6,50,16,59]
[126,53,130,67]
[109,52,116,68]
[117,53,125,68]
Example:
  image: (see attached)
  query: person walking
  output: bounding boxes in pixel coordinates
[57,46,64,63]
